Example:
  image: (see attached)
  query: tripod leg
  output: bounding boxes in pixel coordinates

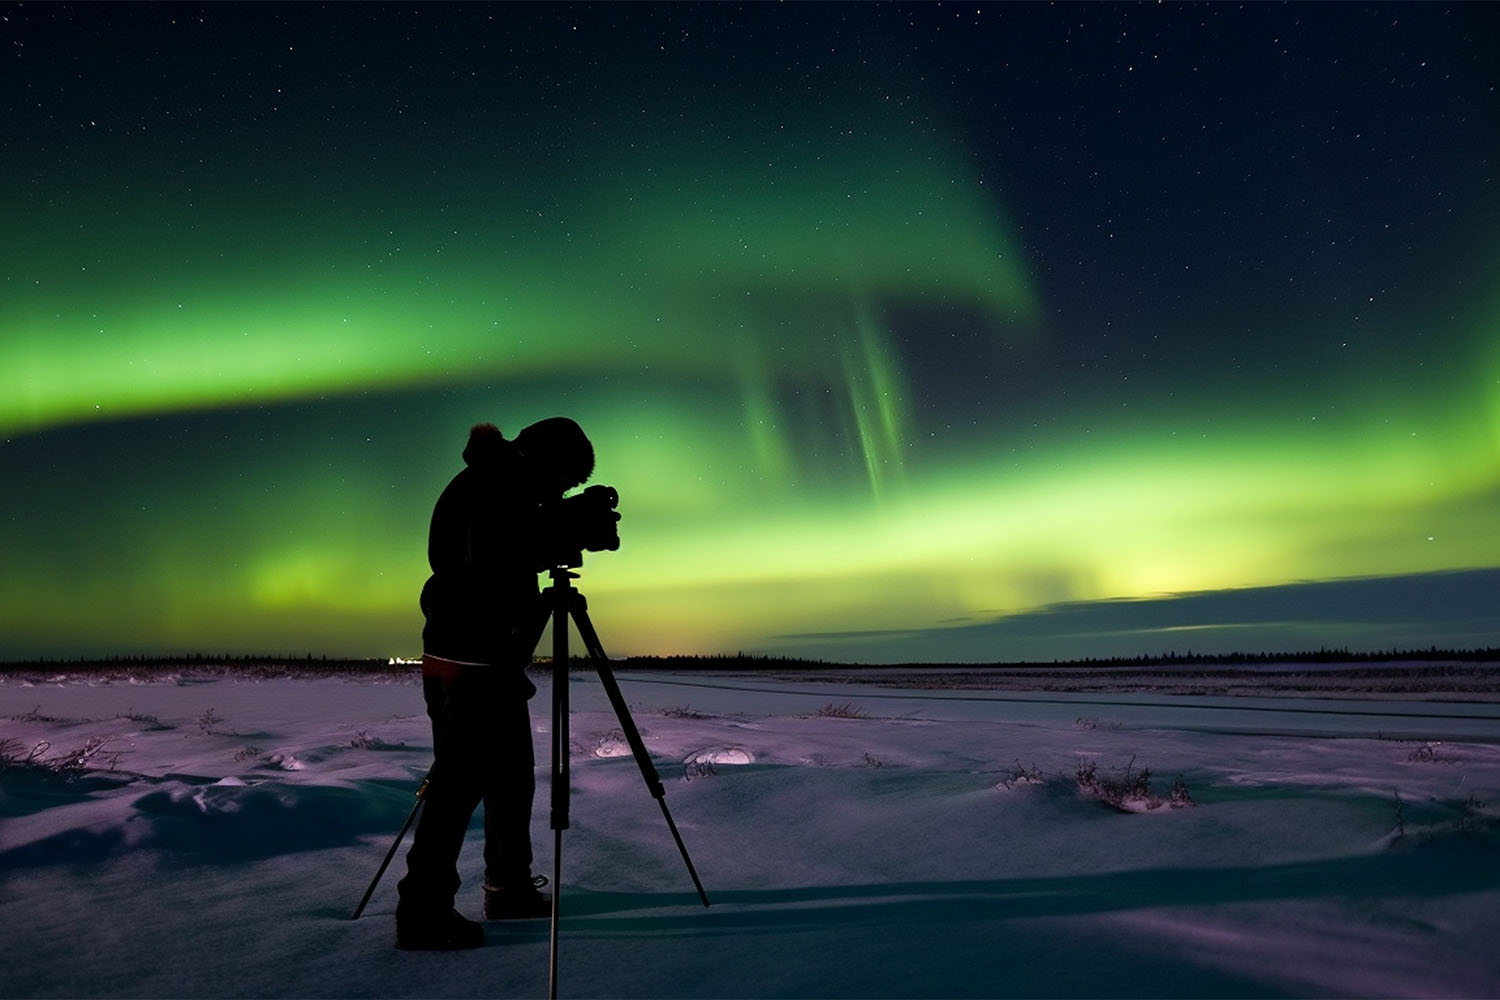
[550,588,571,834]
[549,582,570,1000]
[569,603,711,907]
[351,774,429,920]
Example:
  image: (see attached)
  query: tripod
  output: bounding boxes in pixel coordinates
[350,565,709,996]
[530,564,710,998]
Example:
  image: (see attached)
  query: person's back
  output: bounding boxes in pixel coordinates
[420,425,543,667]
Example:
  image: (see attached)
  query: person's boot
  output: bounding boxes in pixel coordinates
[395,908,485,950]
[483,874,551,920]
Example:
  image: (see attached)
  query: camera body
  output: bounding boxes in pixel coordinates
[537,484,620,570]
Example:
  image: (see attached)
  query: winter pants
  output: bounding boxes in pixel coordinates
[396,667,536,917]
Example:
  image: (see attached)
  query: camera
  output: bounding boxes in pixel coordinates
[538,484,620,569]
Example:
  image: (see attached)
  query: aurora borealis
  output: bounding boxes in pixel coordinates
[3,2,1498,662]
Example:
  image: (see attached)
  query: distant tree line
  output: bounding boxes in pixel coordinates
[610,647,1500,671]
[3,645,1498,676]
[0,652,399,677]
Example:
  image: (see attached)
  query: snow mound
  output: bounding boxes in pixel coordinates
[685,746,755,766]
[591,732,632,758]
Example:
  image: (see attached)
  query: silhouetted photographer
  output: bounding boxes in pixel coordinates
[394,417,615,951]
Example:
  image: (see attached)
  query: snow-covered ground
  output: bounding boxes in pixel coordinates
[3,667,1499,998]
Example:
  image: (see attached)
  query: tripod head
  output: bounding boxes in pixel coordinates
[549,552,586,571]
[544,563,583,592]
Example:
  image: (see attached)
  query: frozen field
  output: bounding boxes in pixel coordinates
[2,665,1499,998]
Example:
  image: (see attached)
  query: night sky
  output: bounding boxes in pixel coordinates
[3,2,1498,663]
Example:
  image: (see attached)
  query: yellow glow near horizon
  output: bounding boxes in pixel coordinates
[562,401,1500,655]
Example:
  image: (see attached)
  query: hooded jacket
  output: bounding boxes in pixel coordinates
[419,429,551,666]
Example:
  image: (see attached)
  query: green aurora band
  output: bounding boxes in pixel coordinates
[3,4,1498,661]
